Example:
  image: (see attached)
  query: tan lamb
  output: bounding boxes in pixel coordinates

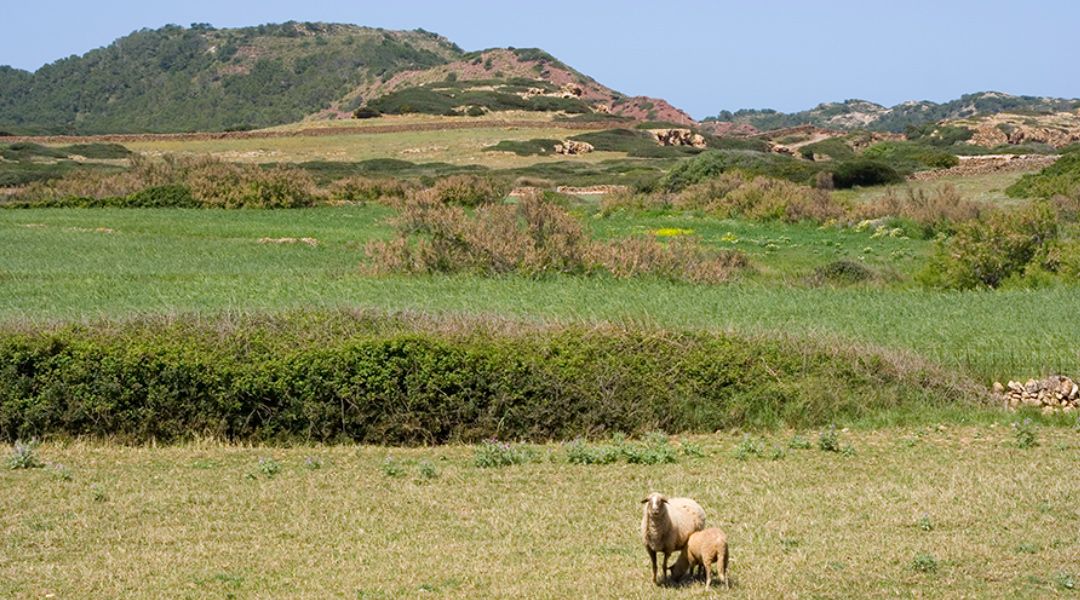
[640,492,706,584]
[670,527,729,589]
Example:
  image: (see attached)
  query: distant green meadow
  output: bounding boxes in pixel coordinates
[2,206,1076,381]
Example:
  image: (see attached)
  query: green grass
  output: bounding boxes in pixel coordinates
[1,426,1077,597]
[1,206,1078,380]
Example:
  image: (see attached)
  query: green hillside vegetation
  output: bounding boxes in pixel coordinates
[0,23,462,134]
[1007,149,1080,198]
[708,92,1080,132]
[365,78,591,116]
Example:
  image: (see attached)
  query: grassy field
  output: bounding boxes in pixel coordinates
[2,426,1077,598]
[1,205,1077,381]
[123,125,626,168]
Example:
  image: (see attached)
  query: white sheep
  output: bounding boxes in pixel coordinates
[640,492,706,584]
[670,527,729,589]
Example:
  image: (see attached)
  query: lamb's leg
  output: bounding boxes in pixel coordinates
[661,551,671,582]
[649,549,658,584]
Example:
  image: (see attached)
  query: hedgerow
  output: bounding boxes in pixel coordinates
[0,311,975,444]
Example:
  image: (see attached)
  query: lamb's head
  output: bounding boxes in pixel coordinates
[641,492,668,517]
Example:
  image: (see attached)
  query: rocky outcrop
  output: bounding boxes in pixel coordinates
[965,112,1080,149]
[554,140,594,155]
[648,128,706,148]
[994,376,1079,413]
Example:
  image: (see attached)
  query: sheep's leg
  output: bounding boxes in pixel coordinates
[649,549,658,584]
[661,552,671,582]
[721,548,730,588]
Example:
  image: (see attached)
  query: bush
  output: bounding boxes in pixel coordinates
[862,141,960,172]
[673,172,847,223]
[428,174,510,207]
[812,260,875,285]
[367,191,746,283]
[919,201,1059,289]
[853,185,985,237]
[472,440,536,468]
[828,159,903,189]
[484,139,561,157]
[0,311,976,444]
[799,137,855,161]
[327,177,409,204]
[11,156,318,208]
[352,107,381,119]
[1007,152,1080,199]
[659,150,821,191]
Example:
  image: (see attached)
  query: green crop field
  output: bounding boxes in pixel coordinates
[2,205,1077,381]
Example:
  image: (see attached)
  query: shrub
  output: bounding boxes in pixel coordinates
[828,159,903,189]
[352,107,381,119]
[186,162,317,208]
[64,143,132,159]
[417,459,439,479]
[428,174,509,207]
[621,431,678,465]
[799,137,854,161]
[11,155,319,208]
[589,235,747,284]
[919,201,1059,289]
[257,457,281,478]
[812,260,875,285]
[327,177,409,204]
[473,439,535,468]
[911,553,939,574]
[368,191,746,283]
[861,141,959,172]
[7,439,43,469]
[565,438,621,465]
[381,456,405,477]
[673,172,847,223]
[0,311,975,444]
[484,139,561,156]
[1014,418,1038,449]
[818,424,841,452]
[853,185,984,237]
[659,150,821,191]
[733,434,765,460]
[1008,152,1080,198]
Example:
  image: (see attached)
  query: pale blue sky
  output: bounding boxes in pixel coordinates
[2,0,1078,118]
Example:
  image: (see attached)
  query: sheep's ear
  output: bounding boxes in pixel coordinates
[640,497,649,504]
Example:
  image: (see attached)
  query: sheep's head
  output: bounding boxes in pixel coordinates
[641,492,668,516]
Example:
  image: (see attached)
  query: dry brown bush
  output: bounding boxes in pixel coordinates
[674,172,847,223]
[186,162,317,208]
[16,155,318,208]
[588,235,747,283]
[365,191,746,283]
[327,177,411,205]
[428,174,511,207]
[853,185,984,235]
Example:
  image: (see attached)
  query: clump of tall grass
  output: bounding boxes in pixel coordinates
[365,191,746,283]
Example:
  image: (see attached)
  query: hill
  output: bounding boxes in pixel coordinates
[0,22,463,134]
[0,23,695,135]
[707,92,1080,133]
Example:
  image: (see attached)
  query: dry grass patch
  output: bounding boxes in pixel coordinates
[1,426,1077,598]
